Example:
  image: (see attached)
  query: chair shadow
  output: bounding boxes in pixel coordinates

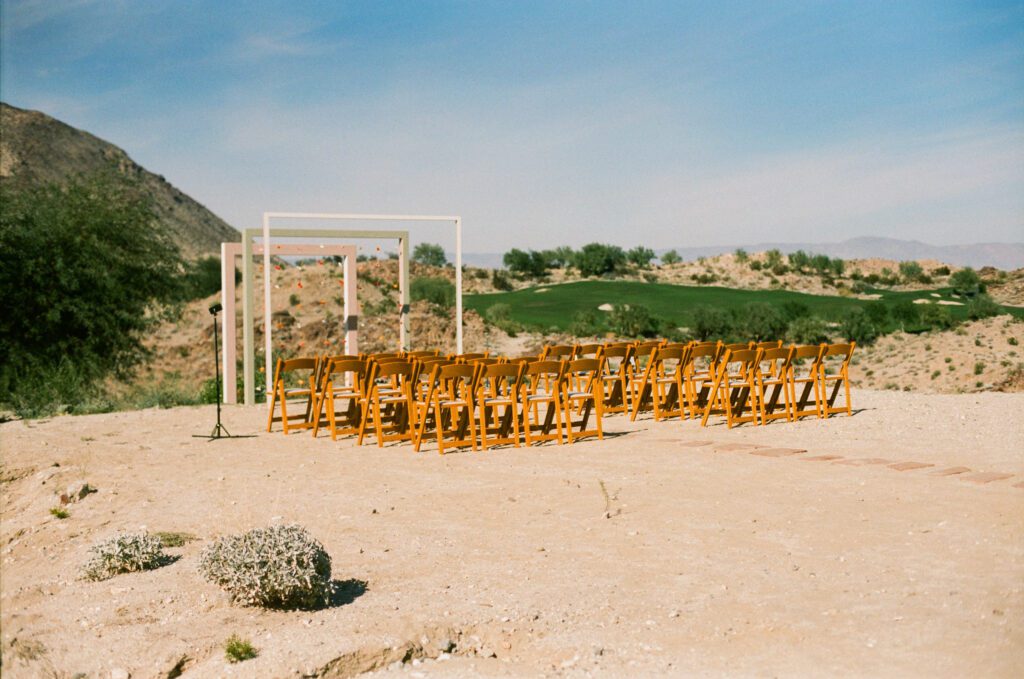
[328,578,368,608]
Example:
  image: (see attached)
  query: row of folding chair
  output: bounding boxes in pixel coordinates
[266,339,856,446]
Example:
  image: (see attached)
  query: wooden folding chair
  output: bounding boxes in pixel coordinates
[267,357,319,433]
[315,358,368,439]
[358,361,416,447]
[573,343,602,359]
[540,345,574,361]
[650,345,688,421]
[560,358,604,443]
[476,362,525,450]
[520,360,566,446]
[405,349,440,360]
[448,352,489,363]
[598,345,634,415]
[415,363,478,454]
[788,344,826,420]
[683,342,720,419]
[755,346,794,424]
[701,348,762,428]
[627,342,661,417]
[819,343,855,418]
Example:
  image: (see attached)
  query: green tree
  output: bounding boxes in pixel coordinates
[503,248,549,278]
[570,309,603,336]
[764,249,784,269]
[810,253,832,274]
[733,248,749,263]
[180,255,239,301]
[660,249,681,265]
[541,246,575,269]
[919,304,956,330]
[626,246,655,268]
[412,242,447,267]
[0,174,185,415]
[574,243,626,277]
[690,305,734,340]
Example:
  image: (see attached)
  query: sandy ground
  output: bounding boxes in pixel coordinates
[2,390,1022,678]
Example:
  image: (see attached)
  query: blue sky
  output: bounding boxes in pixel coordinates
[2,0,1022,252]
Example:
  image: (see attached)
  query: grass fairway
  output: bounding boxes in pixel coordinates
[464,280,1023,332]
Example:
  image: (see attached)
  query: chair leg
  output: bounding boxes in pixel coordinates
[266,384,278,432]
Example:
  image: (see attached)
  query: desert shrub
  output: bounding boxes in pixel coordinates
[491,270,513,291]
[570,309,603,336]
[841,308,880,345]
[155,531,197,548]
[950,268,984,296]
[485,303,520,335]
[660,249,681,265]
[865,301,890,327]
[691,305,734,340]
[733,248,749,263]
[787,316,830,344]
[626,246,655,268]
[0,174,185,417]
[225,635,259,663]
[932,265,951,276]
[81,532,170,581]
[764,249,784,269]
[180,256,238,301]
[412,242,447,267]
[967,294,1000,320]
[574,243,626,277]
[749,260,763,271]
[788,250,810,271]
[50,507,70,519]
[739,302,787,341]
[609,304,658,337]
[898,261,924,283]
[410,277,455,308]
[289,293,300,306]
[780,301,810,322]
[919,304,956,330]
[198,524,332,609]
[889,300,919,328]
[771,263,789,276]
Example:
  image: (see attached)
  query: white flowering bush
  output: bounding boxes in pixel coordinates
[81,532,169,581]
[198,524,332,609]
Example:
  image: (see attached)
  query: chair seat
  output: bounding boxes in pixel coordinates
[440,399,470,407]
[284,388,311,396]
[566,391,594,399]
[484,397,513,405]
[380,396,408,404]
[527,393,556,402]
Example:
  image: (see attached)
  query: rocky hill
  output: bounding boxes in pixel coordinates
[0,102,237,258]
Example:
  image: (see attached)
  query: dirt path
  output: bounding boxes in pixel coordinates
[2,390,1022,677]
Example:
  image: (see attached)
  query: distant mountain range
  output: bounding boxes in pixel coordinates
[0,102,237,258]
[459,237,1024,270]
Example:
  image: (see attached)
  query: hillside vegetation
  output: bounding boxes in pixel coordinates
[0,102,237,258]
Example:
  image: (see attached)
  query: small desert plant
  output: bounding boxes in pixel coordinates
[974,362,985,375]
[49,507,69,519]
[198,524,332,609]
[81,532,170,581]
[224,634,259,663]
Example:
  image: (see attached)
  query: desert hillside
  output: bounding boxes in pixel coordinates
[0,102,237,258]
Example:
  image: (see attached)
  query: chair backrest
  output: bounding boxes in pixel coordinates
[405,349,440,359]
[449,352,489,362]
[281,357,317,373]
[574,344,602,358]
[541,345,574,360]
[565,358,601,388]
[821,343,855,374]
[373,360,414,380]
[789,344,826,375]
[721,348,761,376]
[756,340,783,350]
[525,360,564,379]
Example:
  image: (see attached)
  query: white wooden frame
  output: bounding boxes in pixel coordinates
[220,240,356,405]
[261,212,464,405]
